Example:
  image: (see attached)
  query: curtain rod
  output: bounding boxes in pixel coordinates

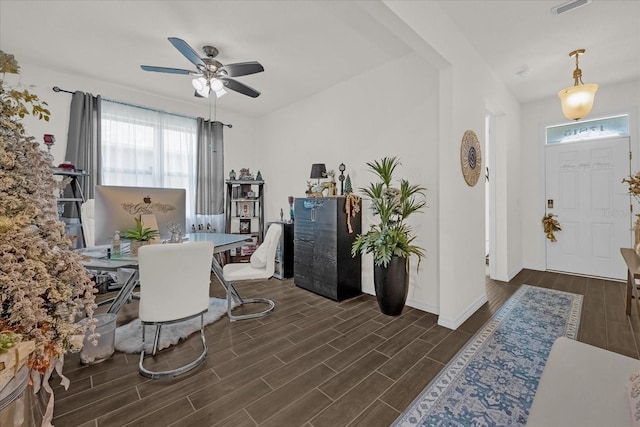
[52,86,74,94]
[51,86,232,127]
[104,98,232,128]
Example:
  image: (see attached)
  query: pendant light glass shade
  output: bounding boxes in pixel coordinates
[558,49,598,121]
[558,83,598,121]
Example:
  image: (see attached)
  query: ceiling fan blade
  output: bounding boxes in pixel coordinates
[220,77,261,98]
[220,61,264,77]
[168,37,205,67]
[141,65,193,75]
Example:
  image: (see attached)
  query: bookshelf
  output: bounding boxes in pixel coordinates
[224,180,264,261]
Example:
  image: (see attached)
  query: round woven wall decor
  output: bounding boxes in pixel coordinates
[460,130,482,187]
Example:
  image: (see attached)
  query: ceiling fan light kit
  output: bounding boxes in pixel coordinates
[557,48,598,121]
[141,37,264,99]
[191,76,226,98]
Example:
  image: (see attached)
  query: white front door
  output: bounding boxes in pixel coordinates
[545,137,631,280]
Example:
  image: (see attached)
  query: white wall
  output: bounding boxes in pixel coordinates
[383,1,521,328]
[255,52,441,310]
[489,100,523,282]
[4,62,256,180]
[521,78,640,271]
[8,0,527,328]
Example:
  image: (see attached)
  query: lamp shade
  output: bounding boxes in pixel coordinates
[558,83,598,121]
[192,77,207,92]
[310,163,327,179]
[210,78,224,92]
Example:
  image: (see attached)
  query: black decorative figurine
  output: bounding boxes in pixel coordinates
[338,163,346,195]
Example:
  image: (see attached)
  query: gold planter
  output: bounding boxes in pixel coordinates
[129,240,150,257]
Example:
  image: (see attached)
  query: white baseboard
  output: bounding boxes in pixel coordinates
[492,272,510,282]
[522,263,545,272]
[437,292,488,330]
[508,266,522,281]
[492,266,523,282]
[362,290,439,315]
[405,298,439,315]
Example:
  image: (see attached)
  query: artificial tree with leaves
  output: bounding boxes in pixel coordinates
[351,157,426,267]
[344,174,353,194]
[0,51,96,422]
[351,157,426,315]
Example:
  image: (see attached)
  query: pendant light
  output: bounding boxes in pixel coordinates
[557,49,598,121]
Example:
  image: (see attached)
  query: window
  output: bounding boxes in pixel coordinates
[100,100,199,228]
[546,114,629,144]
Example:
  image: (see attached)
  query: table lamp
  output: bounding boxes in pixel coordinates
[310,163,326,187]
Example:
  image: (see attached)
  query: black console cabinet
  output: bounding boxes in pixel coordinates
[294,197,361,301]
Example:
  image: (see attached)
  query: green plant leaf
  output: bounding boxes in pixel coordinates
[122,216,160,241]
[351,157,427,271]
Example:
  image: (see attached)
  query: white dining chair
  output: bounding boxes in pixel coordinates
[80,199,95,248]
[137,241,214,379]
[221,223,282,321]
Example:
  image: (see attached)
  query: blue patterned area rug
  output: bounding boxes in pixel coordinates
[393,284,583,427]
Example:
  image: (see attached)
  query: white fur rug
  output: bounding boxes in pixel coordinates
[115,297,234,353]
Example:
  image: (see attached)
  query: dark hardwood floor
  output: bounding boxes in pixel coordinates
[50,269,640,426]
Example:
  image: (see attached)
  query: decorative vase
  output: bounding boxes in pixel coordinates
[129,241,149,257]
[635,218,640,246]
[373,256,409,316]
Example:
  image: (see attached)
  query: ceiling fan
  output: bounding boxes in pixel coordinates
[141,37,264,99]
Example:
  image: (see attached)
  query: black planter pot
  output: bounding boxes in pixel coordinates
[374,256,409,316]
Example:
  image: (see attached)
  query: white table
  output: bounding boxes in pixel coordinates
[81,233,252,314]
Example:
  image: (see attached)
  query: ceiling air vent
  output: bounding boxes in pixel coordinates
[551,0,591,15]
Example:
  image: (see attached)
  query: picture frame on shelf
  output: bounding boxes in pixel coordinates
[239,202,252,218]
[239,218,251,234]
[240,184,252,197]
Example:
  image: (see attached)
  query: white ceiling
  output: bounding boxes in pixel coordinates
[1,0,638,117]
[437,0,640,105]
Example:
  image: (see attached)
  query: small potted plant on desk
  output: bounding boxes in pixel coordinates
[122,217,160,257]
[351,157,426,316]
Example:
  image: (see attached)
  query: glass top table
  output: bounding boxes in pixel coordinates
[80,233,252,314]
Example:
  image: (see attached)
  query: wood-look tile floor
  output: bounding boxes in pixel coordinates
[51,269,640,426]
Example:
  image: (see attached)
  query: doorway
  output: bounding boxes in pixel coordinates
[544,136,631,280]
[485,114,494,277]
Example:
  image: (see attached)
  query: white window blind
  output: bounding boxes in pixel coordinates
[100,100,199,228]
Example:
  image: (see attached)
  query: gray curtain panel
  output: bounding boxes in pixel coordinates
[195,118,225,215]
[64,91,102,202]
[62,91,101,224]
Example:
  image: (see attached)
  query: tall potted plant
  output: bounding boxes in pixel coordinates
[351,157,426,315]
